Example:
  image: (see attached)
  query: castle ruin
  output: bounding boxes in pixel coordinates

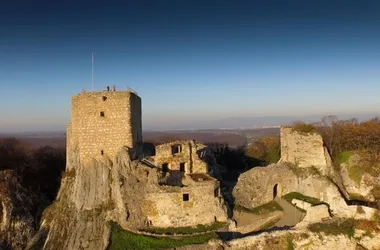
[63,89,227,229]
[67,90,142,163]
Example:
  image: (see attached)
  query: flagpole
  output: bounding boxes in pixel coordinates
[92,52,94,91]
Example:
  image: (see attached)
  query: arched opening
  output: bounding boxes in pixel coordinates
[273,184,278,199]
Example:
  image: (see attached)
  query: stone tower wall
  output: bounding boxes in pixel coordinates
[280,126,331,171]
[70,91,142,163]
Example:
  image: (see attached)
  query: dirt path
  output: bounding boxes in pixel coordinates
[274,197,305,227]
[233,210,262,227]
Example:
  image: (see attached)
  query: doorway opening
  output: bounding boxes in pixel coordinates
[273,184,278,199]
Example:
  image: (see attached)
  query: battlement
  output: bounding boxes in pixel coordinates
[68,90,142,163]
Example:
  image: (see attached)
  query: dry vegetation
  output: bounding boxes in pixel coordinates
[244,136,281,165]
[0,137,65,224]
[315,116,380,161]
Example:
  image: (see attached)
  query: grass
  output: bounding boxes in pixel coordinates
[290,123,317,134]
[336,151,353,164]
[107,222,217,250]
[258,217,282,231]
[349,193,366,201]
[285,163,321,178]
[308,219,355,238]
[235,200,283,215]
[282,192,325,206]
[287,235,295,250]
[336,150,380,187]
[355,219,380,234]
[347,164,363,186]
[140,222,226,235]
[308,218,380,240]
[282,192,328,213]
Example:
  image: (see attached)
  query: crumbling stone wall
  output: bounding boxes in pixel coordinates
[280,126,331,173]
[143,175,227,227]
[70,91,142,163]
[153,140,208,174]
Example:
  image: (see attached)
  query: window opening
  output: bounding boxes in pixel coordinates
[172,144,182,154]
[162,163,169,176]
[180,163,185,172]
[183,193,189,201]
[214,188,219,197]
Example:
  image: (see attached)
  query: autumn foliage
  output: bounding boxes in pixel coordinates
[244,136,281,165]
[315,116,380,161]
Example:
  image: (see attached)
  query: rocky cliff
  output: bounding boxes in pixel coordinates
[232,163,378,220]
[28,147,164,250]
[338,152,380,203]
[0,170,35,250]
[177,225,380,250]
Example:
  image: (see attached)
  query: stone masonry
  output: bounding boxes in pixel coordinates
[143,173,227,227]
[68,90,142,163]
[152,140,208,174]
[279,126,332,174]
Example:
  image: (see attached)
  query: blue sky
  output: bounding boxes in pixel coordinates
[1,1,380,132]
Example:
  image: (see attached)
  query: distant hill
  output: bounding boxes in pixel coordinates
[144,113,380,130]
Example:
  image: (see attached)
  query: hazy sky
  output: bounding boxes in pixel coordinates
[1,1,380,132]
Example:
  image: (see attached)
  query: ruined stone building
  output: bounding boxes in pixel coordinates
[233,125,378,222]
[63,89,227,229]
[141,140,227,227]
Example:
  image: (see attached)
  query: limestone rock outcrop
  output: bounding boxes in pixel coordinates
[223,229,380,250]
[178,228,380,250]
[30,146,228,250]
[233,163,378,220]
[233,164,297,208]
[31,148,162,250]
[296,204,331,227]
[0,170,35,250]
[339,152,380,202]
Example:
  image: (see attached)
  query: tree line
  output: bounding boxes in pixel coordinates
[315,116,380,161]
[210,115,380,172]
[0,137,65,226]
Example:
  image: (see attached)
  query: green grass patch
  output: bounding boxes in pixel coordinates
[347,165,363,186]
[308,219,355,238]
[282,192,324,206]
[287,235,295,250]
[235,200,283,215]
[107,222,217,250]
[348,193,366,201]
[282,192,328,213]
[336,151,353,164]
[289,123,317,134]
[258,217,282,231]
[285,163,321,178]
[140,222,226,235]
